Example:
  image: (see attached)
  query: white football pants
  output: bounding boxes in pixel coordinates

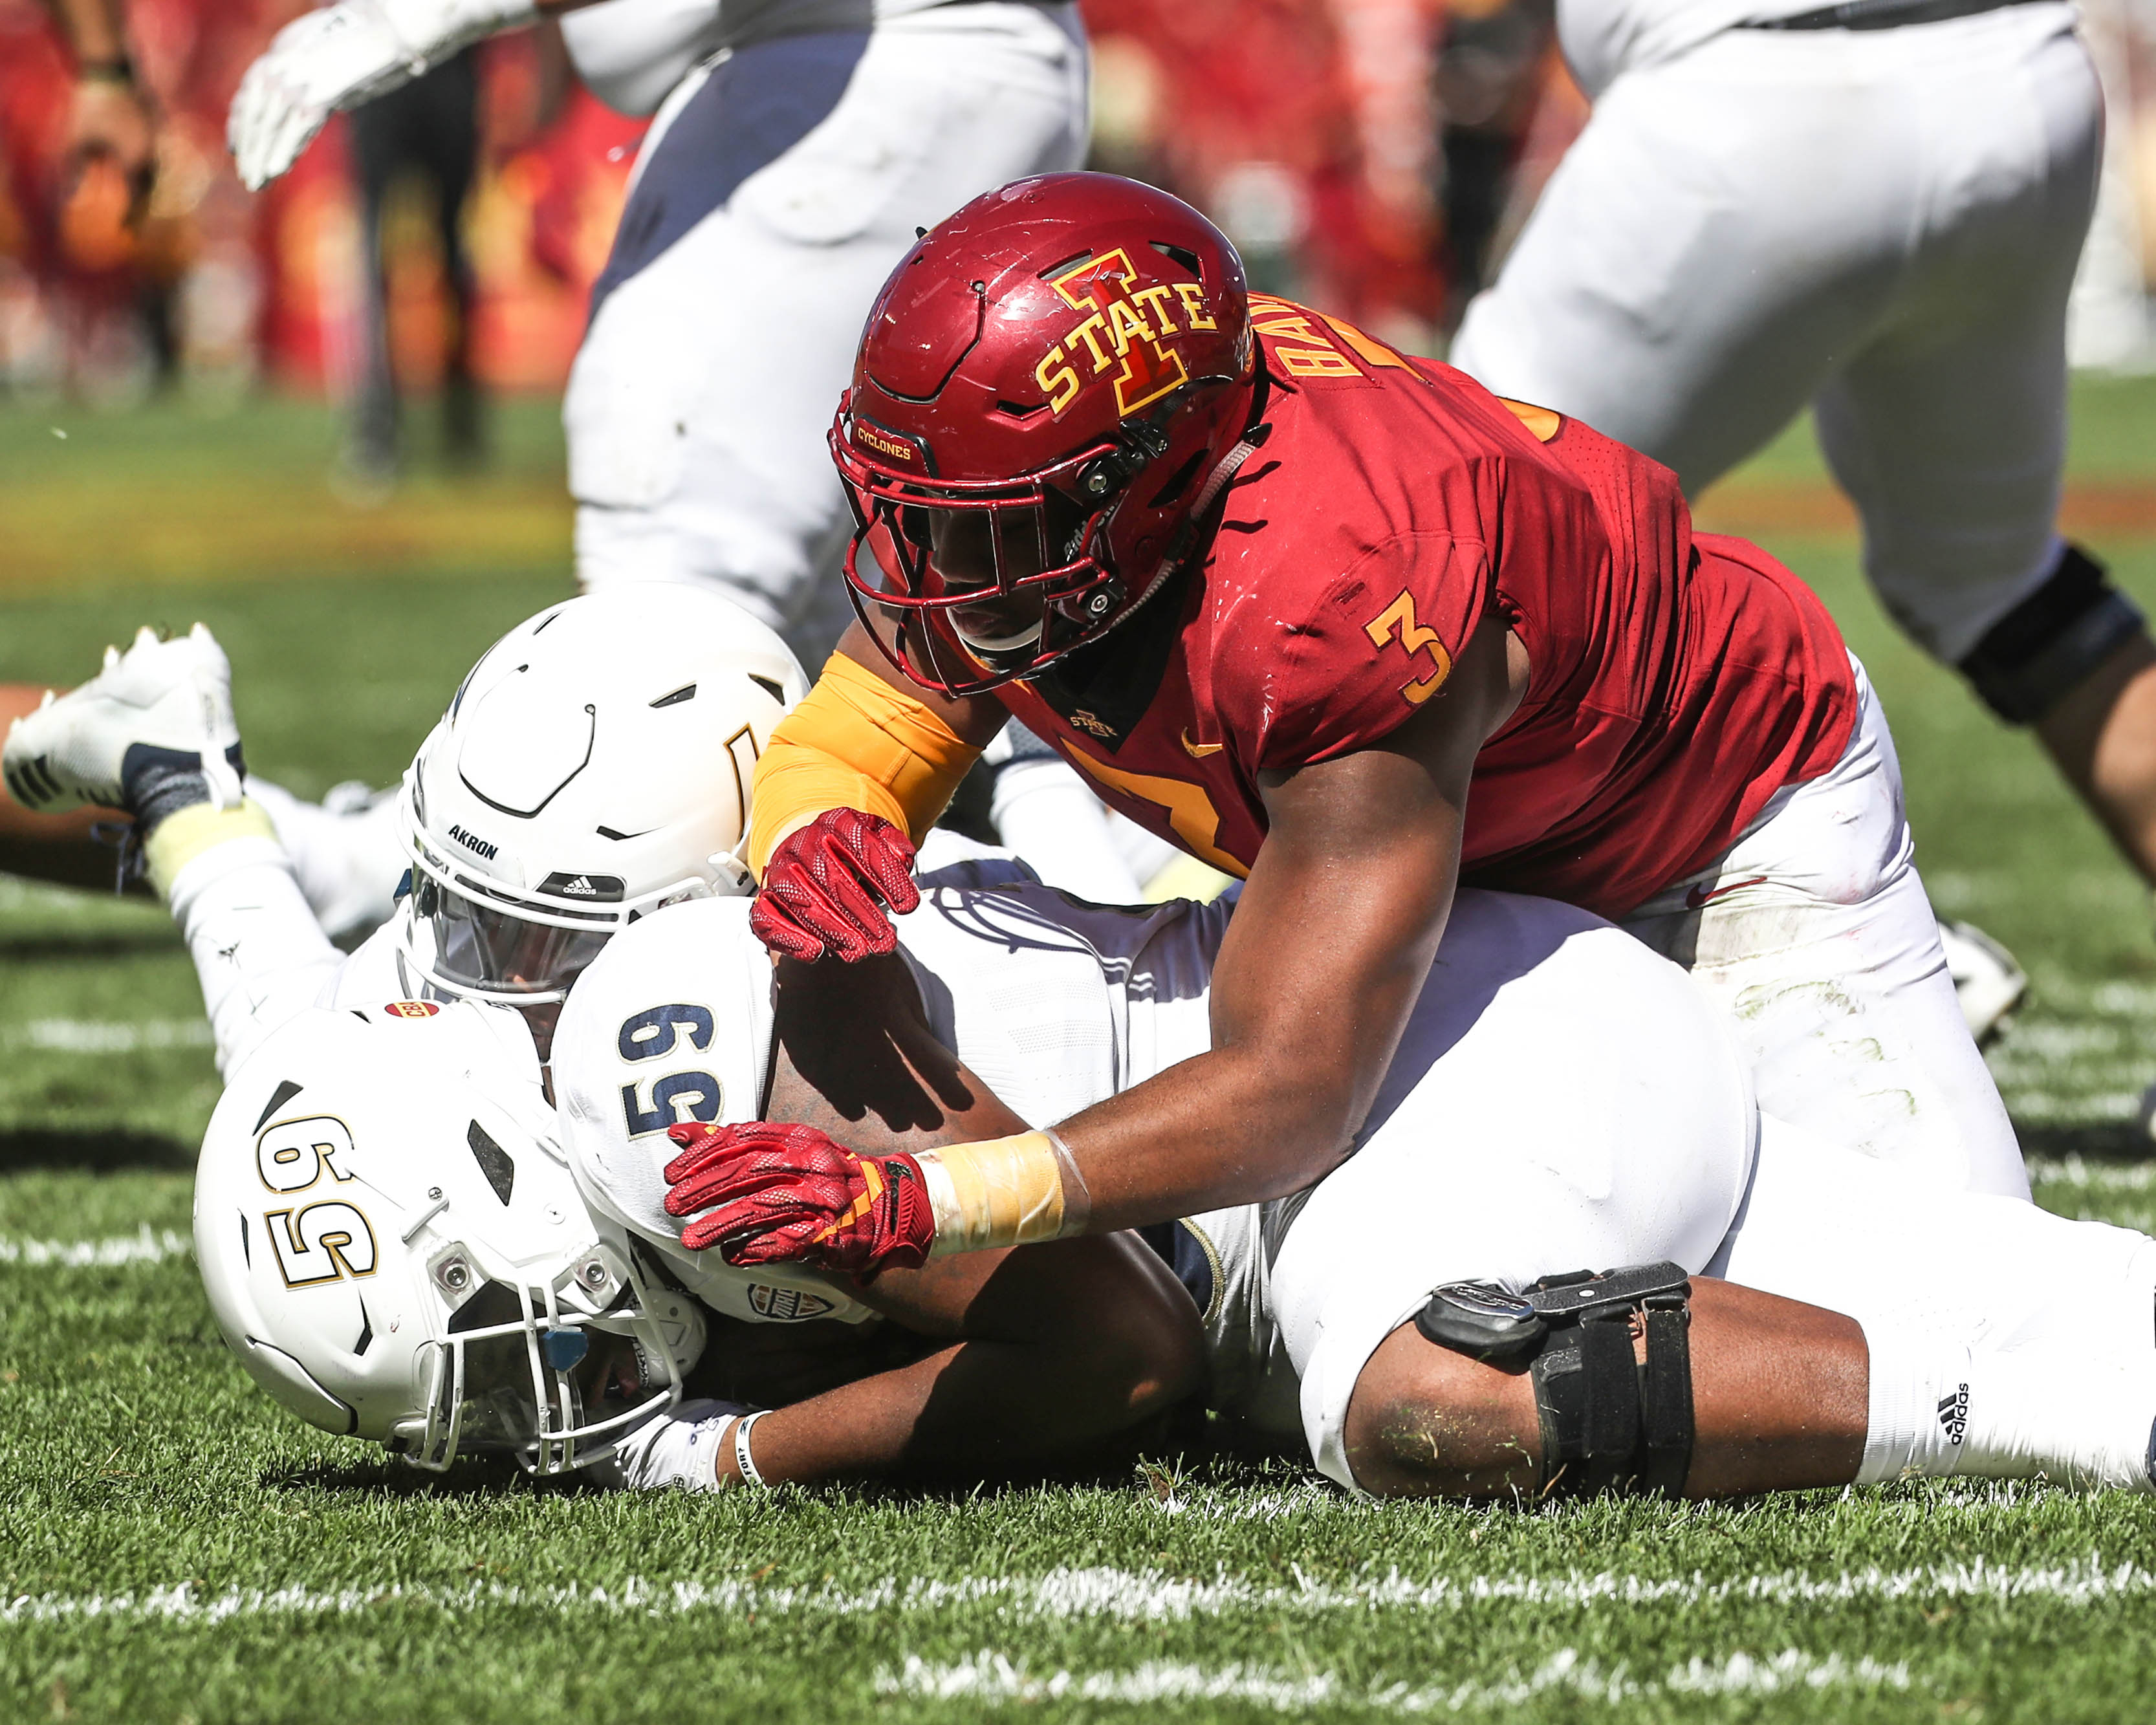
[1622,654,2025,1198]
[1239,894,2140,1494]
[568,2,1089,667]
[1449,3,2100,663]
[1274,1087,2153,1493]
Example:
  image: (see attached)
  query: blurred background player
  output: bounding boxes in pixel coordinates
[41,0,157,212]
[229,0,1093,667]
[342,48,485,488]
[1443,0,2139,1039]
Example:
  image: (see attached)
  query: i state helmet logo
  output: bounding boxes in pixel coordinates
[1034,248,1216,420]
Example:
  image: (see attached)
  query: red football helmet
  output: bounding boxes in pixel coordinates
[831,173,1259,697]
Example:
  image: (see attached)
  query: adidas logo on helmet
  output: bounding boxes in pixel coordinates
[537,870,626,904]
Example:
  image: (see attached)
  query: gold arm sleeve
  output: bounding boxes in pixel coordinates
[916,1130,1093,1257]
[746,652,984,878]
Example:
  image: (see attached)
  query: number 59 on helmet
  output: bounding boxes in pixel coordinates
[194,1002,706,1475]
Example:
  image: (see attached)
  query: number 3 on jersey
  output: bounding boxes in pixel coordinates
[618,1003,722,1136]
[1363,591,1454,706]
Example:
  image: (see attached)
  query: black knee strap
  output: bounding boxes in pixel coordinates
[1958,543,2145,725]
[1415,1261,1694,1499]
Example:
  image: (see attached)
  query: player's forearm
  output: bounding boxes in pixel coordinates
[734,1236,1201,1484]
[1042,761,1470,1233]
[1054,1044,1374,1230]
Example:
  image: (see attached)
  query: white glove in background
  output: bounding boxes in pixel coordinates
[227,0,539,191]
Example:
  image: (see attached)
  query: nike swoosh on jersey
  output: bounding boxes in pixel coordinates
[1181,730,1224,758]
[1683,875,1770,911]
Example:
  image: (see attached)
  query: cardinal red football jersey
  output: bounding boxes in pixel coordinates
[994,296,1857,920]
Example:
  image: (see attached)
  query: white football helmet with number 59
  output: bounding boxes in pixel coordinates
[195,1001,707,1474]
[397,585,808,1005]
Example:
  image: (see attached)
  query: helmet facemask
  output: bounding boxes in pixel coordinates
[834,400,1232,699]
[407,1239,706,1476]
[838,431,1129,697]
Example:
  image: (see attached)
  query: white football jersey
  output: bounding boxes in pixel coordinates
[547,865,1759,1442]
[548,864,1240,1332]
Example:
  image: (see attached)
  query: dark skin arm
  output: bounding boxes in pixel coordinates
[691,948,1203,1484]
[831,603,1529,1228]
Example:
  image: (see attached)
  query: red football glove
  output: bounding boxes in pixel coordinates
[661,1120,936,1277]
[750,807,922,962]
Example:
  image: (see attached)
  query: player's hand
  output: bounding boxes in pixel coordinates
[661,1120,936,1278]
[228,0,534,192]
[591,1398,750,1493]
[749,807,920,962]
[66,78,156,219]
[229,2,408,191]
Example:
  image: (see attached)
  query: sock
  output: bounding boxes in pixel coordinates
[1856,1323,1972,1484]
[145,799,278,899]
[165,823,342,1075]
[1858,1322,2154,1490]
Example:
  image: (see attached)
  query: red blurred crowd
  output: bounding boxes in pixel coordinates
[0,0,1584,404]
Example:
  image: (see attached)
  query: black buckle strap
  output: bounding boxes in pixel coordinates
[1417,1262,1696,1499]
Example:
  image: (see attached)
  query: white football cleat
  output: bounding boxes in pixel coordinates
[1938,918,2029,1047]
[2,623,245,816]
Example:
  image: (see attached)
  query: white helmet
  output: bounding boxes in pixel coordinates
[193,1000,707,1474]
[398,586,809,1004]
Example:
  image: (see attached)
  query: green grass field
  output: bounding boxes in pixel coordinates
[8,389,2156,1722]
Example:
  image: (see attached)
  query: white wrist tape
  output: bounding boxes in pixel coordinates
[732,1409,772,1487]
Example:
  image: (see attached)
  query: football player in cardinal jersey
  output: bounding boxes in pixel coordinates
[684,171,2023,1289]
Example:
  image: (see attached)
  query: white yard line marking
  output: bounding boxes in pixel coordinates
[0,1228,190,1267]
[5,1019,212,1054]
[878,1649,1911,1709]
[6,1558,2156,1629]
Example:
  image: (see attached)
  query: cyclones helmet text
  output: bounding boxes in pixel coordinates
[832,173,1259,697]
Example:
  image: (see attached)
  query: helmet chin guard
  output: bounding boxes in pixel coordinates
[831,173,1258,699]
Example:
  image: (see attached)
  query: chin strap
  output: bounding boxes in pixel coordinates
[1098,424,1274,642]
